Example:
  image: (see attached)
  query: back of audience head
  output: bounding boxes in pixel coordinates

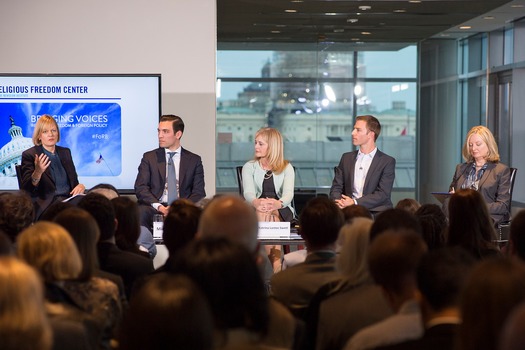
[88,183,120,200]
[299,196,344,249]
[0,256,52,350]
[198,194,259,253]
[447,188,498,259]
[111,196,142,254]
[369,208,422,241]
[0,191,34,242]
[416,247,475,315]
[54,207,100,281]
[342,204,373,223]
[336,217,373,285]
[171,237,269,338]
[17,221,82,283]
[78,192,116,242]
[459,257,525,350]
[415,203,448,250]
[118,273,213,350]
[499,301,525,350]
[395,198,421,214]
[368,230,427,295]
[163,199,202,256]
[509,209,525,260]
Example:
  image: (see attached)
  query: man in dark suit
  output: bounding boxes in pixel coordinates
[270,196,344,319]
[374,247,475,350]
[134,115,205,230]
[78,192,154,299]
[330,115,395,215]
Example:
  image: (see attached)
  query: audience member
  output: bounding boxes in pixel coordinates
[17,221,97,349]
[271,196,344,318]
[314,218,392,350]
[447,188,500,259]
[78,193,154,298]
[395,198,421,214]
[499,301,525,350]
[369,208,422,241]
[342,204,373,222]
[0,191,34,243]
[88,183,119,200]
[0,256,52,350]
[196,194,298,349]
[171,237,270,349]
[118,273,213,350]
[508,209,525,260]
[458,257,525,350]
[54,207,123,349]
[38,200,74,221]
[345,230,427,350]
[376,247,475,350]
[414,204,447,250]
[156,199,202,271]
[111,196,151,259]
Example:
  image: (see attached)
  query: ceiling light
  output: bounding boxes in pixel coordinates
[409,0,422,3]
[459,26,471,30]
[358,5,371,11]
[483,16,495,20]
[511,4,525,8]
[334,29,344,33]
[394,9,406,13]
[351,37,360,41]
[285,9,297,13]
[271,30,281,34]
[347,18,358,23]
[325,13,337,16]
[361,31,372,35]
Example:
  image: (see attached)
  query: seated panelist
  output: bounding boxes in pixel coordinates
[448,125,511,226]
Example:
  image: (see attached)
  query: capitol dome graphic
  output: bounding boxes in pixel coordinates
[0,116,33,177]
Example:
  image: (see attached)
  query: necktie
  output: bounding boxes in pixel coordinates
[167,152,178,204]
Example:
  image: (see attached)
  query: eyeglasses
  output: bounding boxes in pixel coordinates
[42,129,58,135]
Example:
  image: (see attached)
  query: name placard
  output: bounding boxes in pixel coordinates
[258,221,291,239]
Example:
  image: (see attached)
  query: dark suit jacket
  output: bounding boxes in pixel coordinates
[96,242,154,299]
[134,147,205,205]
[270,251,341,318]
[330,150,396,213]
[375,323,459,350]
[21,145,80,219]
[449,162,510,224]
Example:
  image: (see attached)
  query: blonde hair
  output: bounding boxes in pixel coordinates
[336,217,374,285]
[17,221,82,282]
[253,127,289,173]
[462,125,500,163]
[0,257,52,350]
[32,114,60,146]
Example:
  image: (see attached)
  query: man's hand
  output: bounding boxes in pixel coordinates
[335,194,355,209]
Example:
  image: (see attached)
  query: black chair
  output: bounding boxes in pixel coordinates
[496,167,518,244]
[15,164,23,189]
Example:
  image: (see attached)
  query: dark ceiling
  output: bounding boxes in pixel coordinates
[217,0,524,46]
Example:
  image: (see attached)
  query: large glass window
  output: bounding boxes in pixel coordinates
[217,45,417,196]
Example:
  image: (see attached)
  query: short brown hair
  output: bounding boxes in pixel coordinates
[356,115,381,141]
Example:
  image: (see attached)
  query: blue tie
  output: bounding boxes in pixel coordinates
[167,152,178,204]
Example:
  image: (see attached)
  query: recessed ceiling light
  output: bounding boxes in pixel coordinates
[285,9,297,13]
[483,16,495,20]
[459,26,471,30]
[361,31,372,35]
[511,4,525,8]
[271,30,281,34]
[394,9,406,13]
[409,0,422,3]
[440,33,450,37]
[351,37,360,41]
[358,5,371,11]
[347,18,358,23]
[290,0,303,2]
[325,13,337,16]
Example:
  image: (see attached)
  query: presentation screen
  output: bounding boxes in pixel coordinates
[0,74,161,192]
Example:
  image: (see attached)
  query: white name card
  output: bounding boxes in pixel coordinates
[258,221,291,239]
